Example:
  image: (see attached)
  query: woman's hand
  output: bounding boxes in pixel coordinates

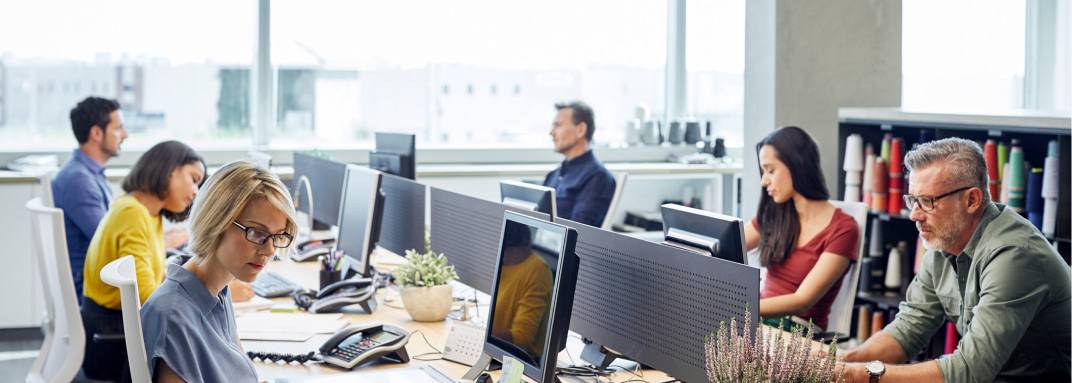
[229,280,255,302]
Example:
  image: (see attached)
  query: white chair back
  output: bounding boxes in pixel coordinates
[99,255,151,383]
[25,197,84,383]
[38,172,54,208]
[600,172,629,230]
[826,200,867,336]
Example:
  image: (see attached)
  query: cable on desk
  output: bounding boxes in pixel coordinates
[408,330,445,361]
[247,350,318,365]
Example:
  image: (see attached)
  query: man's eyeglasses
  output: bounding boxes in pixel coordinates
[232,221,293,248]
[903,187,971,212]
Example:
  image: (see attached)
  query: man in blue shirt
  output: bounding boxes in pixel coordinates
[543,101,615,227]
[52,97,129,303]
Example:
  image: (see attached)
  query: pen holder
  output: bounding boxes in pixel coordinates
[320,268,344,290]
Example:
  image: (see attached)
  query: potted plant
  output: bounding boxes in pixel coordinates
[704,307,845,383]
[392,249,459,321]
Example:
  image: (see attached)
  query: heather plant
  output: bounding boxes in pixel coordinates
[704,308,845,383]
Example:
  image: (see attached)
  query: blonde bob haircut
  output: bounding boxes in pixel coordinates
[187,159,299,264]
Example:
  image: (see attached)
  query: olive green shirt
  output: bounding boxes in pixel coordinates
[883,203,1071,382]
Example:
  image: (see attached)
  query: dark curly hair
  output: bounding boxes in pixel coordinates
[70,97,120,144]
[121,141,206,222]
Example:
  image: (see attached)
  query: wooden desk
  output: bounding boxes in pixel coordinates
[243,258,677,382]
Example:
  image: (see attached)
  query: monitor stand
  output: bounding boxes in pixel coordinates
[460,353,559,383]
[580,339,646,371]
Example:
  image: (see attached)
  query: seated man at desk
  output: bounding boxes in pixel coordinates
[53,96,129,302]
[543,101,615,227]
[837,138,1071,382]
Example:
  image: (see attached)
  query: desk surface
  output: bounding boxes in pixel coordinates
[244,254,819,383]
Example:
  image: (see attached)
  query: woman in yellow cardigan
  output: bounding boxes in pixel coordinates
[80,140,205,381]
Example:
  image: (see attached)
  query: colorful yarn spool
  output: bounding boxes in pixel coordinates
[884,247,902,296]
[914,236,925,273]
[844,134,864,203]
[871,312,886,337]
[857,306,872,341]
[944,322,959,354]
[1026,168,1045,229]
[871,157,888,213]
[887,138,904,215]
[880,134,892,164]
[862,146,876,206]
[984,139,1000,200]
[997,141,1009,181]
[1008,142,1025,212]
[1042,141,1060,238]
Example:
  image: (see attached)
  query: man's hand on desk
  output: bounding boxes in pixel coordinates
[230,280,255,302]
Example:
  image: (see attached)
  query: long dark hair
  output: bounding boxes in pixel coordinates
[121,140,205,222]
[756,126,828,266]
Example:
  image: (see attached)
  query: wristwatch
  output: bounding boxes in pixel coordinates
[866,360,885,382]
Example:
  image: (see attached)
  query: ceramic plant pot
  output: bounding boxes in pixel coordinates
[399,284,453,321]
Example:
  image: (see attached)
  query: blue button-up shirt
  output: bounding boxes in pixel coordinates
[543,150,616,227]
[141,263,258,383]
[52,149,114,301]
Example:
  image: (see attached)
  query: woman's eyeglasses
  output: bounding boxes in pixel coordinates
[232,221,293,248]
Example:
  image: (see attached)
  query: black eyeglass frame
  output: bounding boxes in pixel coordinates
[903,186,972,212]
[232,221,294,248]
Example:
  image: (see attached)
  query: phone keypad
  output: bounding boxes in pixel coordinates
[333,338,381,362]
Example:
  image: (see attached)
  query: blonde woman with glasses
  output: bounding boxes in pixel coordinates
[140,159,298,382]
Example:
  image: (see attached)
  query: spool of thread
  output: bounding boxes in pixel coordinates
[626,119,641,145]
[997,141,1009,181]
[1026,168,1045,229]
[1008,144,1025,212]
[668,121,684,144]
[641,120,658,145]
[880,134,892,164]
[857,306,872,341]
[634,104,650,121]
[944,322,959,354]
[863,148,876,206]
[870,312,886,337]
[884,247,902,295]
[984,139,1000,200]
[1042,155,1060,237]
[858,256,875,293]
[1000,163,1011,204]
[869,217,884,257]
[887,138,904,215]
[684,121,702,144]
[844,134,865,202]
[871,157,888,213]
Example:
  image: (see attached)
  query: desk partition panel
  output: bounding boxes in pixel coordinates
[428,187,549,294]
[378,174,426,257]
[560,219,760,383]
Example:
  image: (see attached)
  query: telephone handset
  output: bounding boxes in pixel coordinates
[293,277,378,314]
[318,321,411,369]
[291,238,336,262]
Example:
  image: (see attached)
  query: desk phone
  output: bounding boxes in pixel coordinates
[319,321,411,369]
[293,277,378,314]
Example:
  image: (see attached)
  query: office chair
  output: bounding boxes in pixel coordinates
[99,255,151,383]
[824,200,867,342]
[600,172,628,230]
[26,197,85,383]
[38,172,55,208]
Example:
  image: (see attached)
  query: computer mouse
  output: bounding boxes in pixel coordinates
[290,246,331,262]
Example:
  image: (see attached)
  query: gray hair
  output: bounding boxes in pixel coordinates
[903,137,991,202]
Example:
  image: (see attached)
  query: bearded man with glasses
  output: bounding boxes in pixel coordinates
[835,137,1070,382]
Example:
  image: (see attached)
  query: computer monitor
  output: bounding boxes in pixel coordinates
[429,187,550,294]
[292,152,348,230]
[499,180,557,220]
[248,150,272,169]
[377,173,426,258]
[478,211,579,383]
[370,132,416,180]
[558,217,759,383]
[334,165,386,278]
[660,203,746,264]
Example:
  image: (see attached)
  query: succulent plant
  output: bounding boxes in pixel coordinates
[392,249,459,287]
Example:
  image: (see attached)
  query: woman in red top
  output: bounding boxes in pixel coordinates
[744,126,859,331]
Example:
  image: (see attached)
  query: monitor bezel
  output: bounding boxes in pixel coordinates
[483,211,578,383]
[334,165,384,278]
[660,203,746,264]
[499,180,557,221]
[373,132,416,180]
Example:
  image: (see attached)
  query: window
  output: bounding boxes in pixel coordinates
[0,0,255,150]
[902,0,1026,111]
[270,0,666,148]
[686,0,745,147]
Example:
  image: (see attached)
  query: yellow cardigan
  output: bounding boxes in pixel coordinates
[83,195,165,310]
[491,253,553,358]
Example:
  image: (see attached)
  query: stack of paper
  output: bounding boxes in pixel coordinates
[235,312,350,342]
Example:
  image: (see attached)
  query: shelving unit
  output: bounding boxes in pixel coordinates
[836,107,1071,359]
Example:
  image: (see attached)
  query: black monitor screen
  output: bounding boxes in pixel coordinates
[378,173,426,257]
[292,152,348,227]
[372,132,416,180]
[485,212,578,383]
[660,204,746,264]
[335,165,384,278]
[500,180,556,220]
